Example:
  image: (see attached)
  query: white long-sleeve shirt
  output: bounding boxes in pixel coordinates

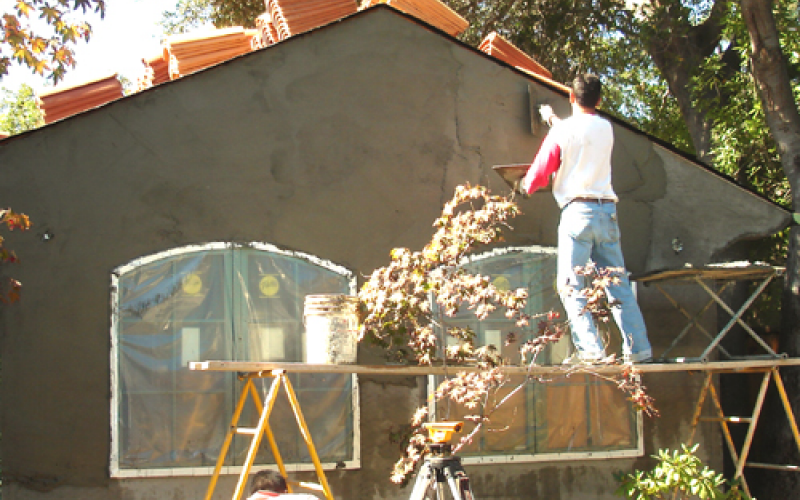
[522,113,618,208]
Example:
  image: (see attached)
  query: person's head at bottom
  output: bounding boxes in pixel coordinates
[251,469,288,495]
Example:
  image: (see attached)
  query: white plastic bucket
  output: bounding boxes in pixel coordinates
[303,294,358,364]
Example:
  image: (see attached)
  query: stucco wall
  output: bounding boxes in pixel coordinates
[0,6,789,500]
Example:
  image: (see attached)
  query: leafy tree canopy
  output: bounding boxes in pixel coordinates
[0,83,43,134]
[1,1,106,83]
[160,0,262,34]
[0,207,31,304]
[695,0,798,207]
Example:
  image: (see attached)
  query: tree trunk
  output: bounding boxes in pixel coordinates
[741,0,800,496]
[644,0,728,164]
[649,45,714,162]
[742,2,800,180]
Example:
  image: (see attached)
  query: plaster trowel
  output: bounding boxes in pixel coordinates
[492,163,530,196]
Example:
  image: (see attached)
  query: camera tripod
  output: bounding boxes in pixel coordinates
[408,436,475,500]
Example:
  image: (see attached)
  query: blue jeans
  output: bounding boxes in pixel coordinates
[557,201,652,360]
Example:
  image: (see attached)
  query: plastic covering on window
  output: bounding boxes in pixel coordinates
[541,376,633,451]
[431,248,636,457]
[117,247,354,470]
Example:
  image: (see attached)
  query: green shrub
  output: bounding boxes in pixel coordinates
[615,444,749,499]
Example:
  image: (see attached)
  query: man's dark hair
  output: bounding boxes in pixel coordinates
[251,469,288,494]
[572,73,602,108]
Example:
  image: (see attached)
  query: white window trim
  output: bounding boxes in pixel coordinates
[426,245,644,464]
[456,244,558,265]
[109,242,361,478]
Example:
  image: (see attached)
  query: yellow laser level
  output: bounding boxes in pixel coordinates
[422,421,463,444]
[410,421,474,500]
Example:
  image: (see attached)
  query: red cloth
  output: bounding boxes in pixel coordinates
[523,134,561,194]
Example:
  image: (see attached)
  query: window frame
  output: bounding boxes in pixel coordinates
[109,242,361,478]
[427,246,644,465]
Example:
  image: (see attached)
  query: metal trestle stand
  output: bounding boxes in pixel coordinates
[203,369,333,500]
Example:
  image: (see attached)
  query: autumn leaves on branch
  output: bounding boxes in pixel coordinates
[358,184,656,482]
[0,207,30,303]
[1,1,106,83]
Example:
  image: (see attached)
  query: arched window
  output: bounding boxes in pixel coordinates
[430,247,641,463]
[110,243,358,477]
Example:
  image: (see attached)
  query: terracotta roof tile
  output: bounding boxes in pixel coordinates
[163,27,256,79]
[256,12,280,45]
[478,32,552,79]
[135,51,170,91]
[360,0,468,37]
[36,74,123,124]
[37,6,559,126]
[266,0,358,41]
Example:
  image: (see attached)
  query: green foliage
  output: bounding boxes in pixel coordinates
[160,0,217,35]
[600,37,694,155]
[446,0,635,81]
[0,83,43,134]
[160,0,262,34]
[205,0,263,28]
[615,444,749,500]
[693,0,794,208]
[0,0,105,83]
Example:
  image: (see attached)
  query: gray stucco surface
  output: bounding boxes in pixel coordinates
[0,6,789,500]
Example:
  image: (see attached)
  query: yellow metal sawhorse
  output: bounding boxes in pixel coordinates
[202,369,334,500]
[687,366,800,497]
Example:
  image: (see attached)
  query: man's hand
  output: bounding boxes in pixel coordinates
[514,179,530,198]
[539,105,556,126]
